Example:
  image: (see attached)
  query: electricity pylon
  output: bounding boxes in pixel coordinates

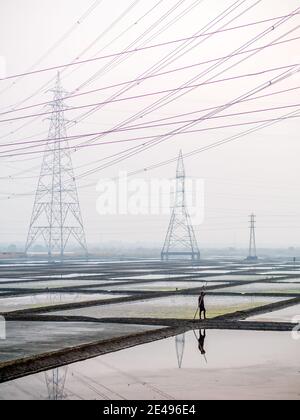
[247,213,258,261]
[161,150,200,261]
[25,73,88,258]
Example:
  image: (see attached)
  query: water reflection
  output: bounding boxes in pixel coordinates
[0,330,299,400]
[198,330,207,363]
[45,367,68,400]
[175,334,185,369]
[191,329,208,363]
[176,330,208,368]
[198,330,206,355]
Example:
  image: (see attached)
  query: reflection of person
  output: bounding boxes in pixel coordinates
[198,330,206,355]
[198,291,206,320]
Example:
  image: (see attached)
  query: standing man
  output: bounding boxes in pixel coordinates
[198,291,206,320]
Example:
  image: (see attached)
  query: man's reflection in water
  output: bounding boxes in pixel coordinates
[198,329,206,355]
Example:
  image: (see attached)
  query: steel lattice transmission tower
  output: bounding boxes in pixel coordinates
[247,213,258,261]
[161,150,200,261]
[25,73,88,258]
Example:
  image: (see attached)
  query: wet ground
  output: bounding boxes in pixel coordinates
[51,295,288,319]
[0,257,299,399]
[0,321,163,364]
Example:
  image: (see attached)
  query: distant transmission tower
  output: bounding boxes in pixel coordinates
[247,214,258,261]
[25,73,88,258]
[45,368,68,400]
[161,150,200,261]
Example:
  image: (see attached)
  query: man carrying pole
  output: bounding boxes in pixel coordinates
[198,290,207,320]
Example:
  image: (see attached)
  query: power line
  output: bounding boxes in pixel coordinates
[71,0,258,147]
[89,7,299,152]
[73,0,191,92]
[2,98,300,155]
[1,2,298,197]
[1,62,296,126]
[0,0,144,135]
[0,0,254,157]
[126,106,300,178]
[0,0,105,98]
[0,0,203,155]
[1,108,299,161]
[2,38,300,119]
[46,0,260,169]
[73,73,300,182]
[3,6,299,82]
[2,77,299,181]
[69,14,300,177]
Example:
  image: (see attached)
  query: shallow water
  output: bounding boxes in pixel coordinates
[247,304,300,323]
[192,270,230,274]
[0,278,31,283]
[0,279,120,289]
[195,274,273,282]
[0,330,299,400]
[36,273,103,279]
[110,274,189,281]
[279,279,300,283]
[0,293,127,312]
[214,282,300,294]
[0,321,162,364]
[263,271,300,275]
[103,281,225,292]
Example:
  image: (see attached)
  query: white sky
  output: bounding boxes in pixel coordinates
[0,0,300,249]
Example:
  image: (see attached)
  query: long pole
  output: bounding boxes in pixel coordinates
[193,307,199,320]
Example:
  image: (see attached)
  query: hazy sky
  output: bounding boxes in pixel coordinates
[1,0,300,249]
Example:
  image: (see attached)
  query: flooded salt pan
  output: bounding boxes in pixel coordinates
[196,274,274,282]
[0,330,299,400]
[111,274,189,281]
[0,293,127,313]
[51,295,287,319]
[263,271,300,275]
[215,282,300,294]
[0,279,118,289]
[0,321,162,364]
[103,281,225,292]
[247,303,300,323]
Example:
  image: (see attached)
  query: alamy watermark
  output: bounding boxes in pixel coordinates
[96,171,205,225]
[292,316,300,341]
[0,316,6,340]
